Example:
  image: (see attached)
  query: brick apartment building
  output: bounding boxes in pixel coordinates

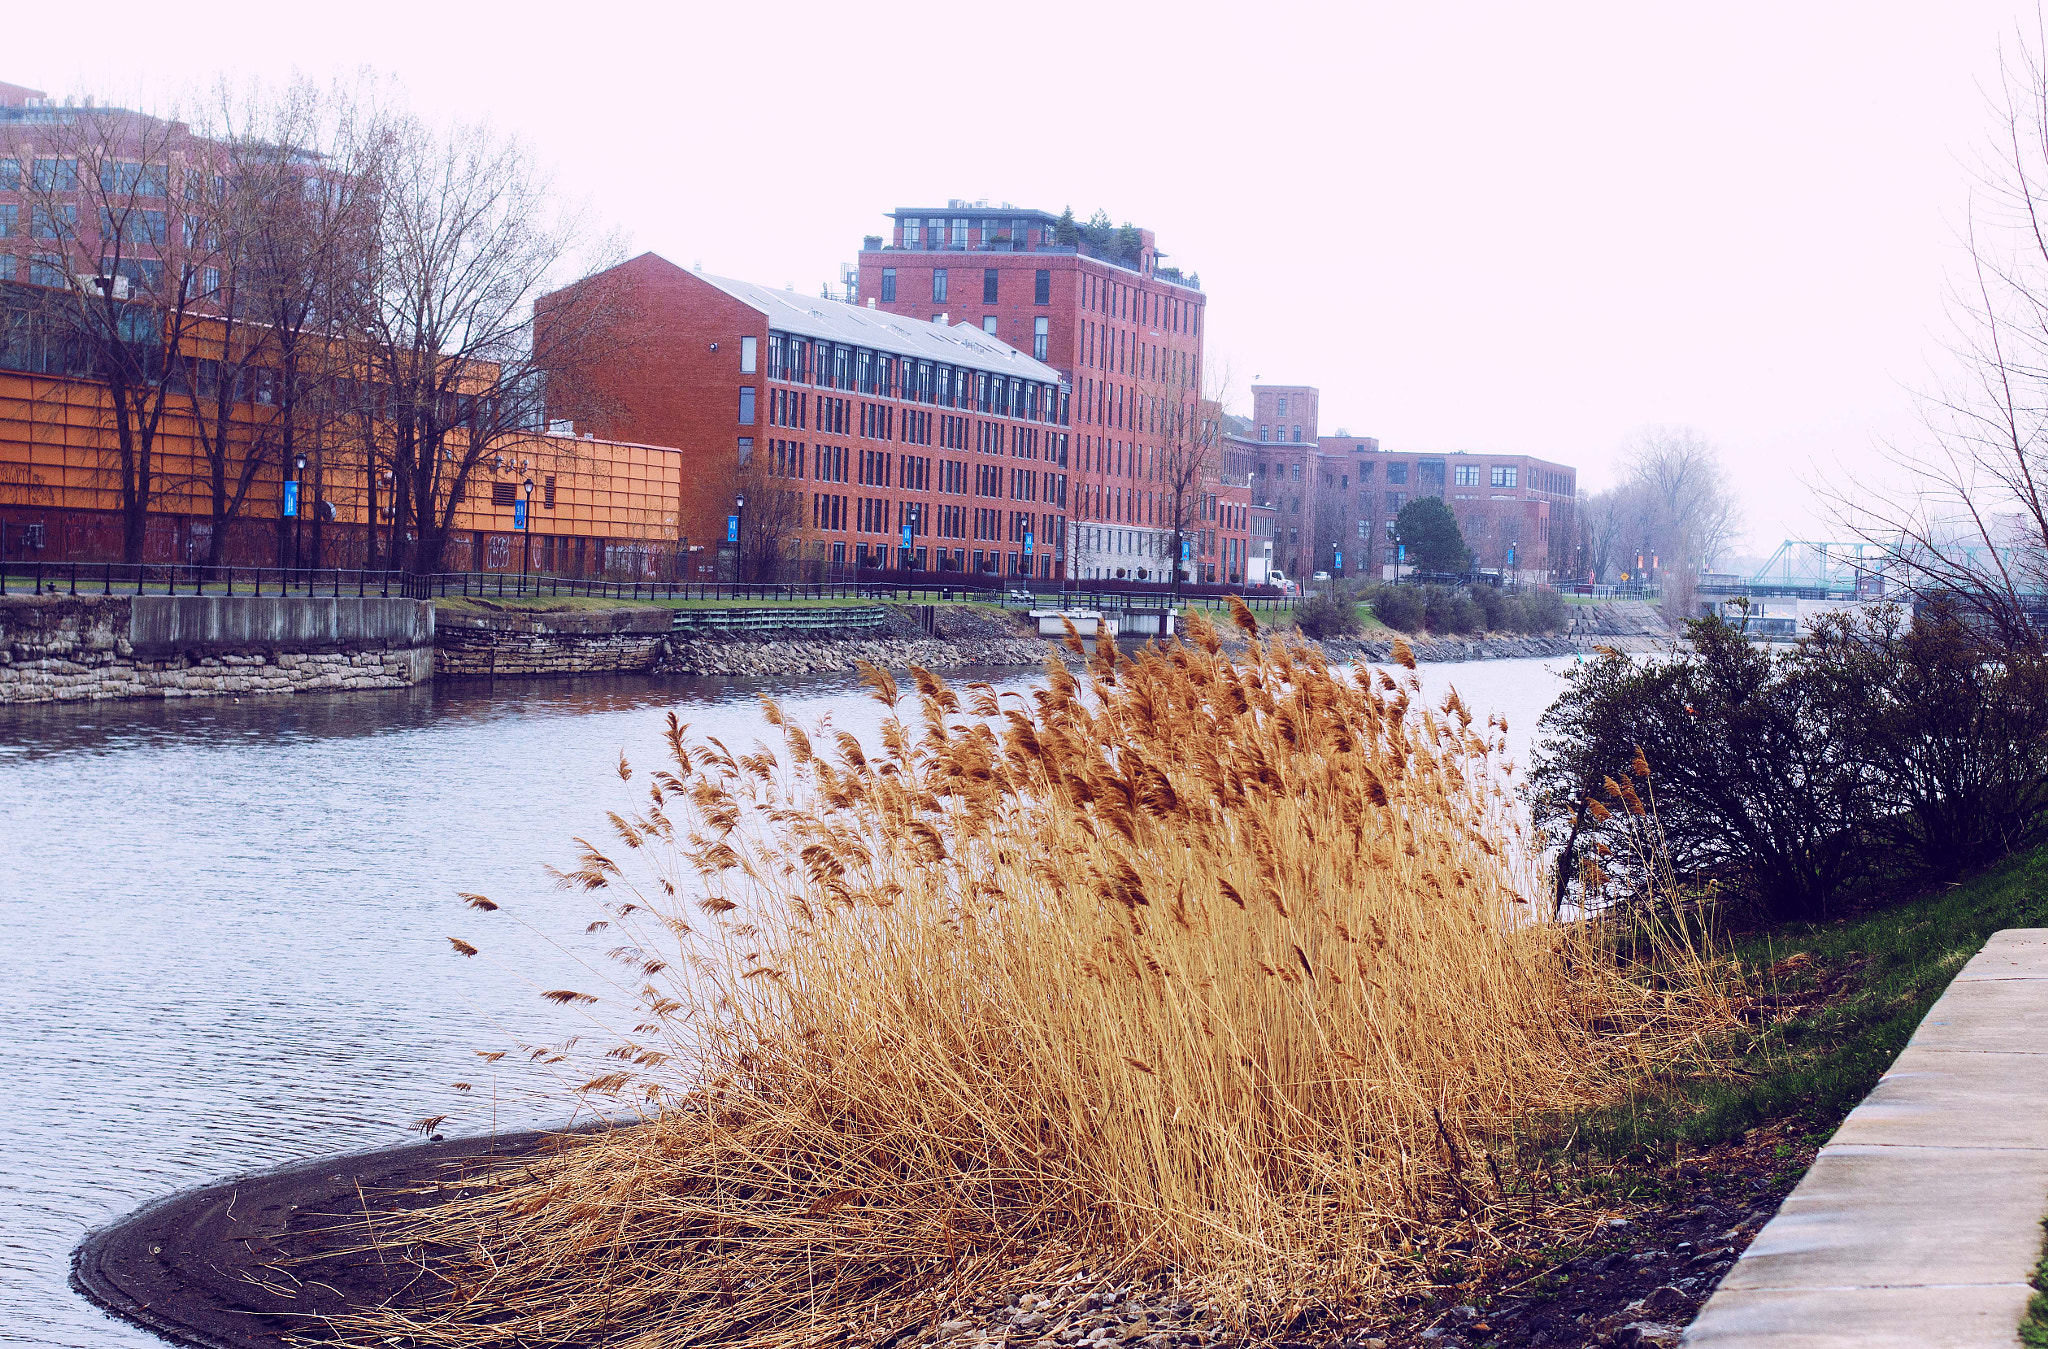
[542,252,1072,580]
[858,202,1252,584]
[1229,382,1579,582]
[0,80,686,574]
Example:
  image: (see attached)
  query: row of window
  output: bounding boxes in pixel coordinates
[760,437,1063,505]
[898,217,1047,251]
[763,330,1066,425]
[1083,271,1197,339]
[1451,464,1520,488]
[880,266,1057,308]
[1082,319,1188,386]
[1079,378,1193,438]
[0,158,227,199]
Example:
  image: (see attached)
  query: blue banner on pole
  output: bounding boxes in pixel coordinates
[282,480,299,519]
[901,523,913,547]
[1334,550,1344,571]
[514,500,527,530]
[1023,532,1034,555]
[726,514,740,543]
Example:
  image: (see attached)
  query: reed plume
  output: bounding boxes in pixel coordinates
[360,629,1729,1348]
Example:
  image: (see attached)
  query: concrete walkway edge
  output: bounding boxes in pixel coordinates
[1682,927,2048,1348]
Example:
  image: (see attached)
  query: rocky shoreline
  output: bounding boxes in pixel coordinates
[654,630,1053,676]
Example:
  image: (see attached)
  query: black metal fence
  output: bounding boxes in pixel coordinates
[0,562,1299,612]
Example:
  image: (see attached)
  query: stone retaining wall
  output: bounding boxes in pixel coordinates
[656,633,1051,677]
[434,608,672,679]
[1,594,436,703]
[433,604,1054,680]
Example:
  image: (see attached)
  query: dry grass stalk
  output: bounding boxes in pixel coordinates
[353,606,1730,1347]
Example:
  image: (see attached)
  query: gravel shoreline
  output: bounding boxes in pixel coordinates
[72,1121,1809,1349]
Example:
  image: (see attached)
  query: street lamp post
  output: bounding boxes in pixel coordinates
[292,454,307,582]
[520,477,535,590]
[734,493,747,585]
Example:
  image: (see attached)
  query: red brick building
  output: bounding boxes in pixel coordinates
[1230,381,1579,582]
[542,252,1072,581]
[859,202,1249,583]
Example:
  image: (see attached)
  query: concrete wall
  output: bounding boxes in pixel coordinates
[126,595,433,654]
[1,594,435,703]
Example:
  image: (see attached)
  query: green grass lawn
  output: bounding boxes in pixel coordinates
[1568,845,2048,1164]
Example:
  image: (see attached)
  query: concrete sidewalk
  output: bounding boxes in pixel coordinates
[1683,928,2048,1348]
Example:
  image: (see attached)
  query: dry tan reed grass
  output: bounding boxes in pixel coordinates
[353,601,1731,1347]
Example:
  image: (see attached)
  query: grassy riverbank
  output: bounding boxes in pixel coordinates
[1395,845,2048,1345]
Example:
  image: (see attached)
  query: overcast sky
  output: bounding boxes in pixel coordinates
[12,0,2038,559]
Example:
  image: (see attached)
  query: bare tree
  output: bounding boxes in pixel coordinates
[1148,358,1230,600]
[1606,428,1742,609]
[1827,24,2048,646]
[159,80,384,568]
[216,81,385,570]
[1579,486,1630,584]
[10,102,210,562]
[729,442,807,582]
[345,113,621,582]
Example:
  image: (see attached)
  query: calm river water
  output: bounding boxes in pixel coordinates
[0,655,1572,1346]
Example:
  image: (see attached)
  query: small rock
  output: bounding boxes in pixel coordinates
[1640,1286,1688,1315]
[1614,1323,1683,1348]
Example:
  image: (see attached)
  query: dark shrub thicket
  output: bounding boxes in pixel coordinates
[1363,583,1566,636]
[1530,604,2048,922]
[1292,592,1363,640]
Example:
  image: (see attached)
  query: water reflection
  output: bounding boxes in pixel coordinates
[0,657,1570,1347]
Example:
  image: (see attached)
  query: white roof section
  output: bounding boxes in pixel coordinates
[697,272,1065,386]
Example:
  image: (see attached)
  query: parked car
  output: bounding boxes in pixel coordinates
[1312,570,1331,581]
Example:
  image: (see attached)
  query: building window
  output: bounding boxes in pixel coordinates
[1033,317,1048,361]
[1455,463,1480,486]
[738,386,756,425]
[1034,269,1051,304]
[32,159,78,191]
[543,475,556,508]
[1387,462,1409,485]
[740,335,757,374]
[933,269,948,303]
[737,437,753,466]
[983,268,999,303]
[952,218,968,247]
[881,268,897,302]
[1277,395,1288,416]
[983,316,998,335]
[902,219,921,248]
[1491,465,1518,488]
[1259,426,1269,442]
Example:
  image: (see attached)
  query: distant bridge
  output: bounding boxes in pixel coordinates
[1696,539,1898,601]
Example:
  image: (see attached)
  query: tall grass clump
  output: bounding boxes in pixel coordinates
[373,602,1729,1347]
